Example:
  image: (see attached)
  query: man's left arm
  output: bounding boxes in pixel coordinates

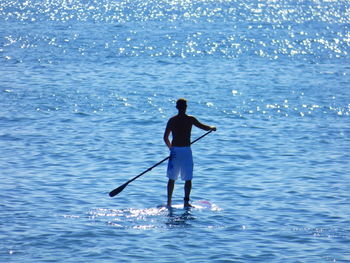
[163,123,172,149]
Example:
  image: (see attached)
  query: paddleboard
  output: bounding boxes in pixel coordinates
[158,200,220,211]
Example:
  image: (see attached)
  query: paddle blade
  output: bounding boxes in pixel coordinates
[109,182,128,197]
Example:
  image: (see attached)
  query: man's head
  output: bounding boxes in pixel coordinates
[176,98,187,112]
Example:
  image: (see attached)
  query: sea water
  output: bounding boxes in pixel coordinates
[1,0,349,262]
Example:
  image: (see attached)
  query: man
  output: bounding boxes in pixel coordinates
[163,98,216,208]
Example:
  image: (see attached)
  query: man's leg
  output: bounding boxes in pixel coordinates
[167,179,175,207]
[184,180,192,207]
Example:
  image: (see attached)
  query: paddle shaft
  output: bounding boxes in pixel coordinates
[109,130,213,197]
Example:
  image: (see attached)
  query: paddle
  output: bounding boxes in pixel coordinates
[109,130,213,197]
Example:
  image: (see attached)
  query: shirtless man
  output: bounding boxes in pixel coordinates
[163,98,216,208]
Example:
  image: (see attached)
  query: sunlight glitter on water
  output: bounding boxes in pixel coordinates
[1,0,349,62]
[86,200,222,229]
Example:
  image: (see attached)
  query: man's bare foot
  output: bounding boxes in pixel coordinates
[184,202,194,208]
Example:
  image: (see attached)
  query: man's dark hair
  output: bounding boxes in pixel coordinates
[176,98,187,111]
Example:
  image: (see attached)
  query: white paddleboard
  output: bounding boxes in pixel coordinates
[158,200,220,211]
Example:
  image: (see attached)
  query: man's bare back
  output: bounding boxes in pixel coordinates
[165,114,208,147]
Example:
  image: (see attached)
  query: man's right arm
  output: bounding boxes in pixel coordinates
[193,117,216,131]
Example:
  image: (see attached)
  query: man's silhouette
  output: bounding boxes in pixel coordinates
[163,98,216,207]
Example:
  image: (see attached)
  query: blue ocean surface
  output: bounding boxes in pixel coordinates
[1,0,350,262]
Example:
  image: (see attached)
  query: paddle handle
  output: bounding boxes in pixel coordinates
[190,130,213,145]
[129,156,170,184]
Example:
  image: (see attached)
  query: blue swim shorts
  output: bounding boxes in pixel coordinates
[167,147,193,181]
